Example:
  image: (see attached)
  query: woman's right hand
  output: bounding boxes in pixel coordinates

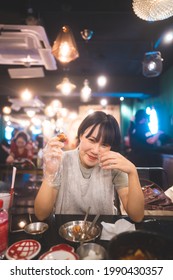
[43,136,65,181]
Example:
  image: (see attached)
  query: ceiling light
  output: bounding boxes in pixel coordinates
[100,98,108,107]
[2,106,11,114]
[21,88,32,101]
[97,75,107,88]
[132,0,173,21]
[44,105,56,117]
[142,51,163,77]
[81,29,93,41]
[24,108,38,118]
[163,32,173,43]
[80,79,92,102]
[50,99,62,110]
[56,77,76,95]
[52,25,79,64]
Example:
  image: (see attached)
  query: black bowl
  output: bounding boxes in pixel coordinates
[108,230,173,260]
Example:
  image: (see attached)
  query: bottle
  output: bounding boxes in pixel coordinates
[0,199,8,259]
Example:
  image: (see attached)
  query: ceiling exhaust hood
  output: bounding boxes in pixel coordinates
[0,24,57,70]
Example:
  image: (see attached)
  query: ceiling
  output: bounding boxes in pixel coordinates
[1,0,173,111]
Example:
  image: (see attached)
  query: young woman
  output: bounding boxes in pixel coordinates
[34,111,144,222]
[6,131,34,164]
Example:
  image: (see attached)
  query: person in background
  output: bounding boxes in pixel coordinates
[127,109,164,166]
[34,111,144,222]
[6,131,34,164]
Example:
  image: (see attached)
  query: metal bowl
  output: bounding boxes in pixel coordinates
[59,220,101,243]
[76,243,107,260]
[24,222,49,235]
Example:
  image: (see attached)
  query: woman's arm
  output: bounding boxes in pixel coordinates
[100,151,144,222]
[117,167,144,222]
[34,180,58,220]
[34,136,64,220]
[146,131,164,144]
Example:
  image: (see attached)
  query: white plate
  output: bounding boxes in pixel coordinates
[39,244,78,260]
[6,239,41,260]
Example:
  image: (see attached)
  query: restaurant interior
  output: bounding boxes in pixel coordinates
[1,0,173,260]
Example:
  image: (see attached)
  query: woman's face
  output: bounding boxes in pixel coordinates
[15,137,27,148]
[79,125,111,168]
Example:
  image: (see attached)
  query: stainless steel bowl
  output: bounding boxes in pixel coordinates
[24,222,49,235]
[59,220,101,243]
[76,243,107,260]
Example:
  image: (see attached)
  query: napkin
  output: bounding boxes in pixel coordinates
[100,218,136,240]
[165,186,173,203]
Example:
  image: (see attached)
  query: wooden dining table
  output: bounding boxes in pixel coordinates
[6,211,173,260]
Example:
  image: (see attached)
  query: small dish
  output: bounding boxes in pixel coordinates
[76,243,107,260]
[39,244,78,260]
[59,220,101,243]
[24,222,49,235]
[6,239,41,260]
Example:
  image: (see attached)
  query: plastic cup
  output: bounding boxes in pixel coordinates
[0,193,11,211]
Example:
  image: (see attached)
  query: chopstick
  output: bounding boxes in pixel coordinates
[85,214,100,236]
[80,213,100,243]
[9,166,17,209]
[88,213,100,233]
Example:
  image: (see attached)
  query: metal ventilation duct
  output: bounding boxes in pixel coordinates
[0,24,57,70]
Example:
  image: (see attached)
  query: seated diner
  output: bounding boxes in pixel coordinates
[34,111,144,222]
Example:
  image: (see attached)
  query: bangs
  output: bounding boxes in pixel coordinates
[86,121,121,151]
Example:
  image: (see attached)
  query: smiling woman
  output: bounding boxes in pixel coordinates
[6,131,34,165]
[34,111,144,222]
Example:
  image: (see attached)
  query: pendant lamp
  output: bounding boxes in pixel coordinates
[52,25,79,64]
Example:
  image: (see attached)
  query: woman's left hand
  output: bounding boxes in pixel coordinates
[99,151,135,174]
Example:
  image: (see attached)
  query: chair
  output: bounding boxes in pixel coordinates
[136,167,169,191]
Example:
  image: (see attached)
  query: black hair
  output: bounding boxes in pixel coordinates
[77,111,121,151]
[135,109,149,124]
[14,131,29,143]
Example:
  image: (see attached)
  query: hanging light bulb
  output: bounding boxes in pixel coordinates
[52,25,79,64]
[80,79,92,102]
[56,77,76,95]
[81,29,93,42]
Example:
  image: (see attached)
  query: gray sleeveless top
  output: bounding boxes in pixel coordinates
[53,148,128,215]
